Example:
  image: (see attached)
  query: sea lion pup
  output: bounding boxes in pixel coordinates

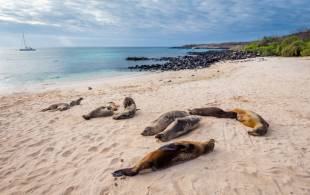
[112,97,137,120]
[41,103,70,112]
[69,97,83,107]
[188,107,237,118]
[141,111,189,136]
[82,102,119,120]
[112,139,215,177]
[155,116,201,142]
[231,108,269,136]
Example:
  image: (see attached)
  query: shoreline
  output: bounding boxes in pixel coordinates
[0,71,148,96]
[1,57,310,194]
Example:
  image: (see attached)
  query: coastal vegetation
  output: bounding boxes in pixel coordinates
[243,29,310,57]
[180,29,310,57]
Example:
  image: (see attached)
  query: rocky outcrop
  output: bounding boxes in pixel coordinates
[128,50,259,71]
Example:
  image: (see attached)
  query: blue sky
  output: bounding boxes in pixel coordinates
[0,0,309,47]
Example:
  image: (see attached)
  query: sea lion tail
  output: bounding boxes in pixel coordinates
[112,168,138,177]
[82,115,91,120]
[41,108,48,112]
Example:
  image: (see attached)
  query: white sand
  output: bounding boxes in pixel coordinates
[0,57,310,195]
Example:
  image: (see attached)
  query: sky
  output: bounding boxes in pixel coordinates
[0,0,309,47]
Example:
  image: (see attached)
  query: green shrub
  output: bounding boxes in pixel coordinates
[300,41,310,56]
[301,48,310,56]
[243,35,310,57]
[280,36,300,46]
[280,41,304,56]
[258,36,279,46]
[244,43,259,52]
[259,45,278,56]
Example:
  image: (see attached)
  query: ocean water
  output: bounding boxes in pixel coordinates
[0,47,207,93]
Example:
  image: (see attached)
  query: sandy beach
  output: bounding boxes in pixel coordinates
[1,57,310,195]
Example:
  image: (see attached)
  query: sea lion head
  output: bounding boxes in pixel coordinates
[82,115,90,120]
[123,97,135,108]
[155,133,168,142]
[141,127,156,136]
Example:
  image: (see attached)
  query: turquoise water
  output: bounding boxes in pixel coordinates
[0,47,207,92]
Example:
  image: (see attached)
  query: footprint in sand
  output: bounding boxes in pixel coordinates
[96,136,104,141]
[35,159,47,166]
[63,186,78,195]
[48,119,55,124]
[100,147,110,153]
[88,146,98,152]
[109,158,119,165]
[28,150,41,157]
[62,149,75,157]
[100,188,109,195]
[45,147,54,152]
[17,138,32,146]
[28,138,50,147]
[100,143,118,154]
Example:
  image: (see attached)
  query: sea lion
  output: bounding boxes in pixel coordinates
[155,115,201,142]
[112,97,137,120]
[82,102,119,120]
[41,103,70,112]
[41,97,84,112]
[69,97,83,107]
[188,107,237,118]
[112,139,215,177]
[231,108,269,136]
[141,111,189,136]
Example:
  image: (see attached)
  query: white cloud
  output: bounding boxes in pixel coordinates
[0,0,309,45]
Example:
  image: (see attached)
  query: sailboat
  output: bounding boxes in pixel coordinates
[19,33,36,51]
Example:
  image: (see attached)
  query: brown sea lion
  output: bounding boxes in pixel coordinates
[112,139,215,177]
[231,108,269,136]
[155,116,201,142]
[188,107,237,118]
[112,97,137,120]
[82,102,119,120]
[141,111,189,136]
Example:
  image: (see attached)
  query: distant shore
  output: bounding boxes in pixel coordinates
[173,41,250,49]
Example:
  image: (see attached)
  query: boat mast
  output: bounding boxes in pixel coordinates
[22,33,27,48]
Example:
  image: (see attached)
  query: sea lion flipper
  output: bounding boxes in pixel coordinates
[112,168,138,177]
[248,126,268,136]
[41,108,49,112]
[248,131,260,136]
